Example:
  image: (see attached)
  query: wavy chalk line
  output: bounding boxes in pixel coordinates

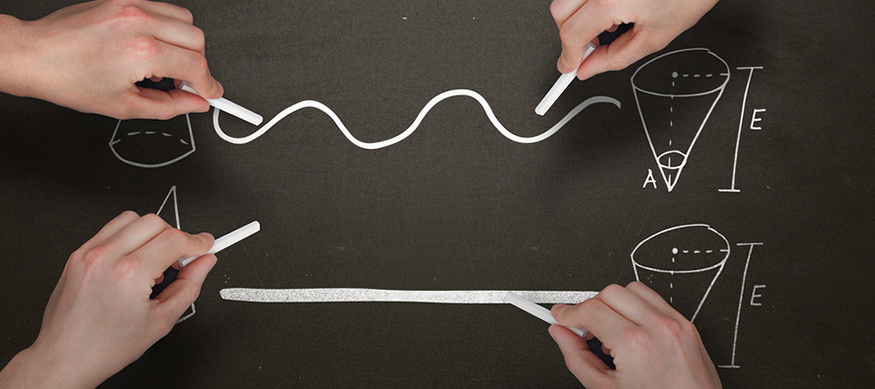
[213,89,620,148]
[220,288,598,304]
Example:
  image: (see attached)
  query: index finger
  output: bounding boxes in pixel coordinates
[77,211,141,253]
[550,0,588,28]
[626,281,688,322]
[136,40,223,99]
[551,297,636,353]
[121,86,210,120]
[128,228,214,278]
[591,283,664,326]
[145,14,208,56]
[136,0,196,24]
[555,3,615,73]
[573,26,658,80]
[94,213,175,258]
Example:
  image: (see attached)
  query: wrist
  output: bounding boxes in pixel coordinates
[0,15,30,98]
[0,344,100,389]
[0,16,53,102]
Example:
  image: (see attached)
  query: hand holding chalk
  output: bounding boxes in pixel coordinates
[535,24,634,116]
[504,292,588,337]
[151,221,261,299]
[548,283,722,388]
[177,221,261,267]
[2,212,220,388]
[179,81,263,126]
[541,0,717,116]
[535,41,598,116]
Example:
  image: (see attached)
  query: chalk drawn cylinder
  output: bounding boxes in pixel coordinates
[631,48,730,191]
[630,224,730,322]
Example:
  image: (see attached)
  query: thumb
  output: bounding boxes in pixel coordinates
[576,28,652,81]
[153,254,217,327]
[549,325,613,388]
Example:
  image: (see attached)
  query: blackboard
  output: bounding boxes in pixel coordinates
[2,0,874,387]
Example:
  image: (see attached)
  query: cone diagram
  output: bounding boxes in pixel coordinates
[632,48,730,191]
[631,224,730,323]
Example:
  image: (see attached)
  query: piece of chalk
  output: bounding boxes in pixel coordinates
[504,291,587,338]
[178,221,261,267]
[179,81,263,126]
[535,41,598,116]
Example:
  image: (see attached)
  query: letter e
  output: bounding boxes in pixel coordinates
[750,285,766,306]
[750,109,766,130]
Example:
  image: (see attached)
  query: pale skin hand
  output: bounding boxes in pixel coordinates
[549,282,722,389]
[0,0,223,120]
[0,212,217,388]
[550,0,719,80]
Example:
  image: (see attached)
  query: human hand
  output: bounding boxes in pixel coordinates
[0,0,222,120]
[549,0,719,80]
[0,212,216,388]
[549,282,721,389]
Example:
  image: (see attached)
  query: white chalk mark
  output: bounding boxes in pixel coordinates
[505,292,587,337]
[110,114,196,168]
[719,242,763,369]
[631,223,730,322]
[156,185,181,231]
[177,303,196,324]
[154,185,196,323]
[720,67,764,193]
[632,48,730,192]
[212,90,620,147]
[219,288,597,305]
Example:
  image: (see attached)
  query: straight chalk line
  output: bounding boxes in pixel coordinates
[219,288,598,304]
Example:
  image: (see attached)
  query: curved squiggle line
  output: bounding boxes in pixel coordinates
[213,89,620,148]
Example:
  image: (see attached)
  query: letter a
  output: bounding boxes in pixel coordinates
[643,169,658,189]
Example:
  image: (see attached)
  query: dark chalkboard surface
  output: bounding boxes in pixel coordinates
[2,0,873,387]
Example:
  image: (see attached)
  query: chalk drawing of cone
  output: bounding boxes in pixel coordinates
[632,48,729,191]
[154,185,197,323]
[109,114,196,168]
[631,224,730,322]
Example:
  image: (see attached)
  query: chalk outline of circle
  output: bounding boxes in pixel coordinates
[630,223,730,274]
[631,48,730,98]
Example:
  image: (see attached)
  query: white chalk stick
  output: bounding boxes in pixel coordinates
[535,41,598,116]
[178,221,261,267]
[179,81,263,126]
[504,291,587,338]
